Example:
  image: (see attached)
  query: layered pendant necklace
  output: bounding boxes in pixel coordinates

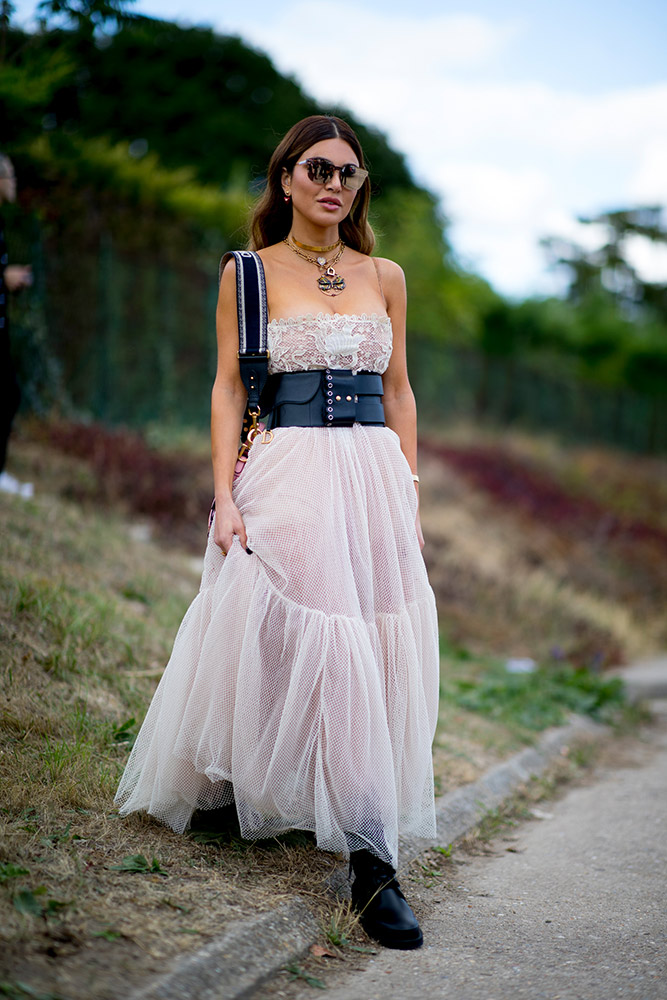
[284,235,346,296]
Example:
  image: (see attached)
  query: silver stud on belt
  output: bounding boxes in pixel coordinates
[326,370,334,421]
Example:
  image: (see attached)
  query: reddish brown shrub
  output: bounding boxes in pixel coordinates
[420,438,667,555]
[37,421,212,551]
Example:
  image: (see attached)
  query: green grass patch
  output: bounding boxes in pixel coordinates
[110,854,169,876]
[433,640,629,795]
[446,661,626,732]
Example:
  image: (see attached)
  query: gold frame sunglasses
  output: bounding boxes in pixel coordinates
[296,157,369,191]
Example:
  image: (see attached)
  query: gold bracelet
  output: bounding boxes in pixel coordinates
[412,474,420,483]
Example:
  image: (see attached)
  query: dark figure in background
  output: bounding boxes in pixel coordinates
[0,153,33,498]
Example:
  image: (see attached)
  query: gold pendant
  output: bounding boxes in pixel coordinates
[318,266,346,296]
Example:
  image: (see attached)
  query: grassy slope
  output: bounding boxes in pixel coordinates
[419,425,666,667]
[1,421,662,997]
[0,449,336,999]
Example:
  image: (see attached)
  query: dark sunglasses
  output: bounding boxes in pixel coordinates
[296,157,369,191]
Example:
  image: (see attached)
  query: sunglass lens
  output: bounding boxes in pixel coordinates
[341,164,368,190]
[304,158,368,190]
[307,159,334,184]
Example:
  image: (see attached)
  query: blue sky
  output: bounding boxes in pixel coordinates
[11,0,667,296]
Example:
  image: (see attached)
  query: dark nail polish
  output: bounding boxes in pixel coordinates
[246,547,253,554]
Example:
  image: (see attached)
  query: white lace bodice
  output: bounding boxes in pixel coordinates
[267,313,393,375]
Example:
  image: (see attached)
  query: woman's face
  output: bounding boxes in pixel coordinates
[282,138,360,230]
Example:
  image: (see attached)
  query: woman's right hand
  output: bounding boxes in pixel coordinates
[4,264,33,292]
[213,495,250,555]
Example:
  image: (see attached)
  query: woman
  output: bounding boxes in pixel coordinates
[115,116,439,950]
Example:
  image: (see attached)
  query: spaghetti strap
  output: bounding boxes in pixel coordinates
[371,257,387,307]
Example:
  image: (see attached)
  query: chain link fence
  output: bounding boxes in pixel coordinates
[8,229,666,454]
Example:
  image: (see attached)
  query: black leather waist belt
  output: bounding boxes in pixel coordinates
[263,369,385,428]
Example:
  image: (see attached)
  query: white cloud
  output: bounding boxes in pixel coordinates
[239,7,667,158]
[434,162,552,228]
[539,84,667,157]
[238,5,518,85]
[629,138,667,204]
[435,164,559,295]
[624,235,667,284]
[229,2,667,294]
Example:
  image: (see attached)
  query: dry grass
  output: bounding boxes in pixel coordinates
[419,426,667,665]
[0,468,341,1000]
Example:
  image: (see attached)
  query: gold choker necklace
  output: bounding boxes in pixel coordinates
[284,237,346,296]
[290,235,341,253]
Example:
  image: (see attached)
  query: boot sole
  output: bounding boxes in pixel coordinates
[360,918,424,950]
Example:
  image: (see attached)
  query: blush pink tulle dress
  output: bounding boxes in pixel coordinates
[114,313,439,865]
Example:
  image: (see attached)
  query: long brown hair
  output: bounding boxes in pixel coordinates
[249,115,375,255]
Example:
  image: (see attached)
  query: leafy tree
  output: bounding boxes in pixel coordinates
[2,14,460,427]
[5,15,416,195]
[539,207,667,403]
[374,188,454,338]
[0,43,76,140]
[542,206,667,320]
[1,1,15,61]
[36,0,135,35]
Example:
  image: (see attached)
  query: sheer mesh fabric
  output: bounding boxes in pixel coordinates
[114,315,439,866]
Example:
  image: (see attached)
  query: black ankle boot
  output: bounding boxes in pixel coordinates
[350,850,423,950]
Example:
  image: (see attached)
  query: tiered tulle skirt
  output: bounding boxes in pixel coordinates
[114,425,439,865]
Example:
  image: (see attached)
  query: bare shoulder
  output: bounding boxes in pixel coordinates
[220,245,283,274]
[256,244,284,264]
[372,256,405,282]
[372,256,406,304]
[219,252,237,282]
[217,253,239,309]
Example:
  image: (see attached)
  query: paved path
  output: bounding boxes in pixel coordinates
[268,715,667,1000]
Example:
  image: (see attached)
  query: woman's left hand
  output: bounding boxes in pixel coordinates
[415,511,425,551]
